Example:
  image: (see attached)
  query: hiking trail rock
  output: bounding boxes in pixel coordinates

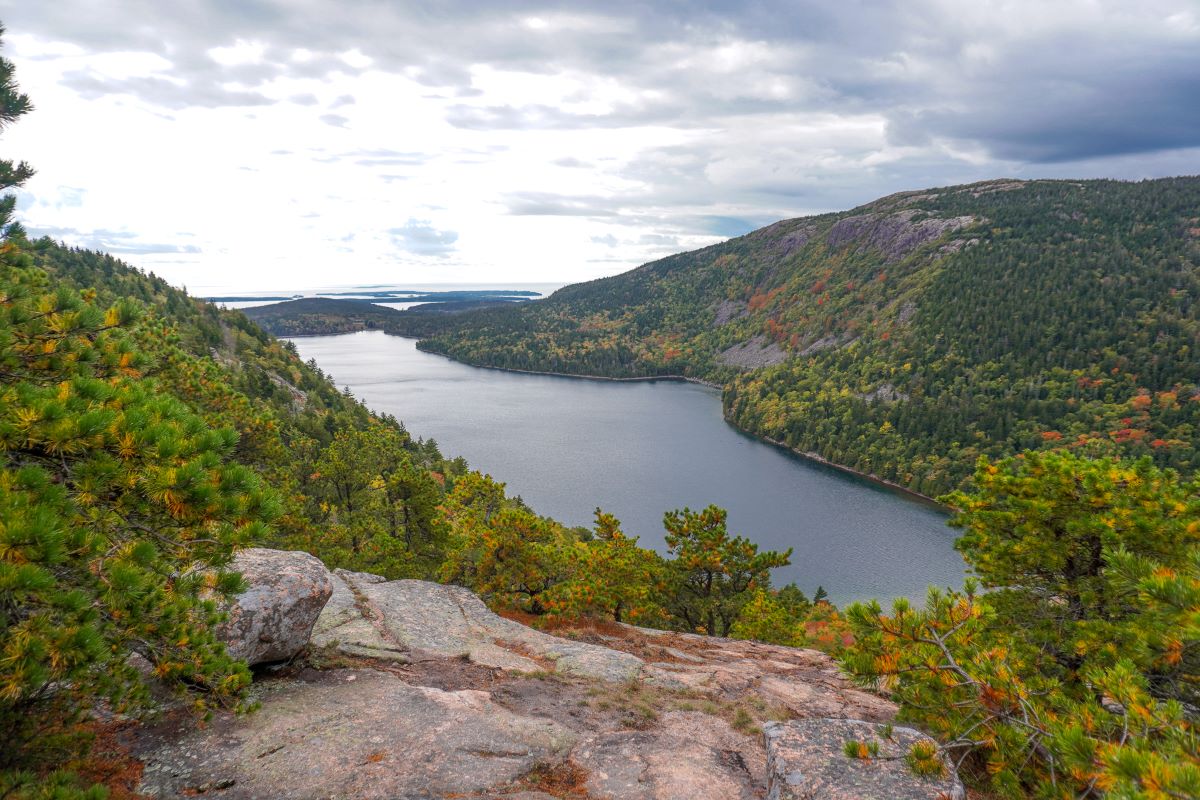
[312,569,644,680]
[136,668,575,799]
[216,548,333,665]
[763,718,965,800]
[136,564,958,799]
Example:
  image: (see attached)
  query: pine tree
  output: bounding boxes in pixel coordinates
[840,452,1200,798]
[662,505,791,636]
[0,34,278,793]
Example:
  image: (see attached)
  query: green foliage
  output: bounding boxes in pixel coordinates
[841,452,1200,798]
[0,259,275,771]
[440,480,811,636]
[307,427,447,578]
[0,770,108,800]
[548,509,667,624]
[441,476,666,622]
[945,451,1198,687]
[842,738,880,759]
[727,583,851,653]
[662,505,791,636]
[905,740,944,777]
[728,588,804,645]
[353,177,1200,497]
[0,23,32,242]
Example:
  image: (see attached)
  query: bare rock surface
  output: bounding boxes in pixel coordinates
[717,335,789,368]
[745,219,815,258]
[136,569,949,799]
[136,668,575,799]
[313,570,644,680]
[858,382,908,405]
[764,718,963,800]
[798,335,842,356]
[826,210,975,263]
[713,298,748,326]
[572,711,764,799]
[217,548,333,665]
[598,625,895,723]
[309,569,410,661]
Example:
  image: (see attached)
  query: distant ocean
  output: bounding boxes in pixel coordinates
[199,282,567,310]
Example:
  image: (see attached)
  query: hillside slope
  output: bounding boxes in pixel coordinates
[386,177,1200,495]
[28,241,459,565]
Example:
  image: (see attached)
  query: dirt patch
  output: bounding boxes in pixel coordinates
[507,760,595,798]
[68,720,149,800]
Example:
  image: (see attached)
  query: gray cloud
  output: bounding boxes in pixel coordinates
[504,191,620,217]
[60,69,274,108]
[389,219,458,256]
[29,225,202,254]
[8,0,1200,274]
[8,1,1198,164]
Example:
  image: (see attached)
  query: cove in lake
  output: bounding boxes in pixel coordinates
[290,330,967,606]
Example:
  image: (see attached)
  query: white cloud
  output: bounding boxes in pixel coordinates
[3,2,1199,292]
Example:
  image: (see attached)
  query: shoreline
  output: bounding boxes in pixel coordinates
[284,327,944,507]
[749,432,945,509]
[420,340,942,507]
[414,344,724,389]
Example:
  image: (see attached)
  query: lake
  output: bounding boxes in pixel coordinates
[289,330,966,606]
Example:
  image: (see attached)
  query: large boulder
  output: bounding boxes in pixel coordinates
[217,548,333,665]
[763,718,964,800]
[312,569,644,680]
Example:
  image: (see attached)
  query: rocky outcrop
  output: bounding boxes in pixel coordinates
[571,711,764,799]
[745,219,815,259]
[712,298,748,327]
[717,335,788,368]
[798,335,843,356]
[137,567,954,799]
[312,569,644,680]
[597,625,894,723]
[136,668,575,799]
[764,718,963,800]
[825,210,975,263]
[858,382,908,405]
[217,548,333,665]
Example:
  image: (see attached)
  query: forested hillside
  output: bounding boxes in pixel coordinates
[2,26,1196,797]
[372,177,1200,495]
[4,239,833,796]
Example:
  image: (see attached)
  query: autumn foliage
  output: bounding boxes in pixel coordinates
[841,452,1200,798]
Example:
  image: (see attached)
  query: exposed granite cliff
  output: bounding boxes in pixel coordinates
[133,550,960,799]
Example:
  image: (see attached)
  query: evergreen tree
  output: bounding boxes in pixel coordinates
[662,505,791,636]
[0,23,32,240]
[0,35,277,794]
[841,452,1200,798]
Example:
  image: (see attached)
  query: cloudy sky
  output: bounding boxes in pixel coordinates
[2,1,1198,292]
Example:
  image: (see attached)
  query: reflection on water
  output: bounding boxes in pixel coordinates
[290,331,966,606]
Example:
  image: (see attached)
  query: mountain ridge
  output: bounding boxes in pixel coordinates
[325,176,1200,496]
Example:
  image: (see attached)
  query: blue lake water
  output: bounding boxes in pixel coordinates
[290,330,967,606]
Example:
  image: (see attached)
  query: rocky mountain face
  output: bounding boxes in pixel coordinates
[388,177,1200,496]
[129,550,962,800]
